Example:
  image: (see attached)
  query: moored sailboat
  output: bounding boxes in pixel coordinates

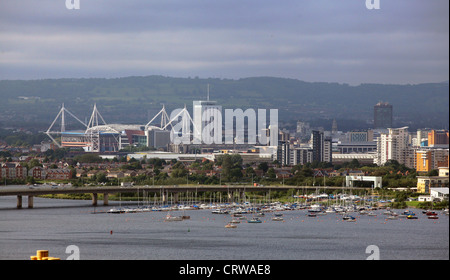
[225,223,237,228]
[248,217,262,223]
[164,213,183,222]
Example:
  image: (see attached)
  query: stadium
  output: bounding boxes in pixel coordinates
[46,104,172,153]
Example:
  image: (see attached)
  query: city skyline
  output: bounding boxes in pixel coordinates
[0,0,448,85]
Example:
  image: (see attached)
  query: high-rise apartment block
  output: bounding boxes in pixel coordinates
[374,102,393,129]
[415,149,449,173]
[428,130,449,147]
[289,148,314,166]
[277,141,290,166]
[276,130,331,166]
[374,127,411,166]
[311,130,332,164]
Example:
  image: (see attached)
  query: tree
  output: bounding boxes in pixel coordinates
[348,159,361,169]
[95,172,107,183]
[28,158,42,169]
[74,153,102,163]
[229,166,243,181]
[219,154,232,180]
[267,168,276,179]
[171,162,187,178]
[298,166,313,178]
[217,154,243,182]
[245,167,256,178]
[171,167,187,178]
[258,162,269,173]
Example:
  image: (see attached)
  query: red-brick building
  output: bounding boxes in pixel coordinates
[0,163,27,180]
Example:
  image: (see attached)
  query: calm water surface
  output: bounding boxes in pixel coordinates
[0,197,448,260]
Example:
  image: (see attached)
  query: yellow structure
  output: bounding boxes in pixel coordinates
[414,149,449,173]
[415,150,432,172]
[30,250,60,260]
[417,176,449,193]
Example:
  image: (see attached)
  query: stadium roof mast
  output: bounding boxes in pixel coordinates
[85,103,109,152]
[86,103,107,132]
[162,104,201,143]
[46,103,87,148]
[145,105,170,130]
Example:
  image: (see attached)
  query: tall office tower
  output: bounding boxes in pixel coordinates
[332,119,338,134]
[193,86,222,144]
[296,121,311,140]
[374,102,393,129]
[374,127,412,167]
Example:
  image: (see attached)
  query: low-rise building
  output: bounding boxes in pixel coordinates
[0,163,27,180]
[106,171,124,179]
[430,188,449,201]
[417,176,449,193]
[46,169,72,180]
[28,166,46,180]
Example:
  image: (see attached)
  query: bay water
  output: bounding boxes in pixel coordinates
[0,197,448,260]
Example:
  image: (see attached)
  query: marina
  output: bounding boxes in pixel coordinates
[0,196,448,260]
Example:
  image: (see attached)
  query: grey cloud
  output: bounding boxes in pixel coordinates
[0,0,448,84]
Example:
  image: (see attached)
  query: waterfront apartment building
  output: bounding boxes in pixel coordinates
[311,130,323,162]
[374,102,393,129]
[277,141,290,166]
[428,130,449,147]
[0,163,27,180]
[417,176,449,193]
[417,166,449,194]
[374,127,412,167]
[276,131,330,166]
[311,130,332,164]
[289,148,314,166]
[414,148,449,173]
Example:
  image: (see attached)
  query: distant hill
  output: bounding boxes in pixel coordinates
[0,76,448,131]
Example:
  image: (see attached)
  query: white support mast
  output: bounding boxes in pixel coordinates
[145,105,170,130]
[85,103,108,152]
[46,104,87,148]
[162,105,201,143]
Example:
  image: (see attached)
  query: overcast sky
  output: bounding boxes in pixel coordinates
[0,0,448,85]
